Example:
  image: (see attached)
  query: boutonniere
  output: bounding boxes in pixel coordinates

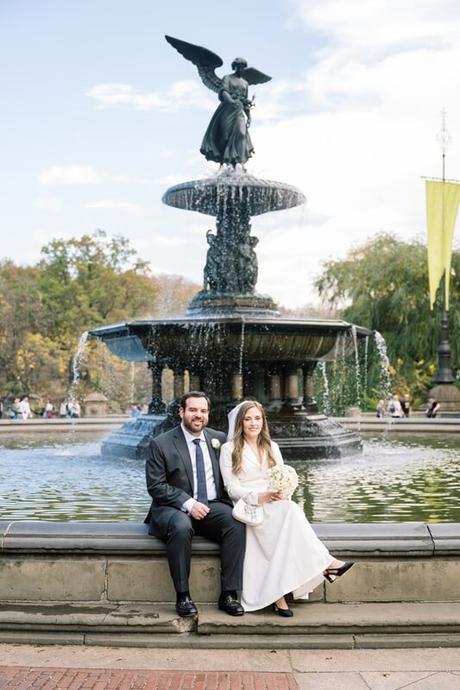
[211,438,221,449]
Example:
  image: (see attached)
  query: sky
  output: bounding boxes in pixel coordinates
[2,0,460,308]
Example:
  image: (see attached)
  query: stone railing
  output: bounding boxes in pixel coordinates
[1,521,459,649]
[1,521,459,605]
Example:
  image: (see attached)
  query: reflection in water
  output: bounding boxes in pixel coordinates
[1,432,459,523]
[0,432,146,522]
[293,434,460,523]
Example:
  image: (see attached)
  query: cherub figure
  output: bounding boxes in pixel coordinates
[166,36,271,167]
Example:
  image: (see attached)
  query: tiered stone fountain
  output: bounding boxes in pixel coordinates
[90,36,368,458]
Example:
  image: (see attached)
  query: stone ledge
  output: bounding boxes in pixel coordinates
[1,522,459,611]
[196,602,460,635]
[2,601,459,634]
[0,603,194,633]
[313,523,435,556]
[1,630,460,649]
[1,602,460,649]
[428,524,460,555]
[1,520,455,556]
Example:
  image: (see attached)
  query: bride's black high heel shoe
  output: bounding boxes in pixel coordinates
[272,603,294,618]
[323,560,355,583]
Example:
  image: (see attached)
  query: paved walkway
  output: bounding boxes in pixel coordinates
[1,645,460,690]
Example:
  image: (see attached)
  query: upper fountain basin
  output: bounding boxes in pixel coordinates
[162,171,306,217]
[90,315,369,368]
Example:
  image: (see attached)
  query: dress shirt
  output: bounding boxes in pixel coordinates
[181,423,217,513]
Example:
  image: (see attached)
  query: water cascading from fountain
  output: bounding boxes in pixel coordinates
[351,325,362,410]
[363,335,369,404]
[374,330,393,402]
[317,362,331,416]
[66,330,90,407]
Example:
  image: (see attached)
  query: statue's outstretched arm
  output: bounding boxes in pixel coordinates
[165,35,223,94]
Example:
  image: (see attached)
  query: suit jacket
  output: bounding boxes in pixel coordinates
[144,425,229,526]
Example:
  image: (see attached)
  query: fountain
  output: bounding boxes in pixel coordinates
[90,36,369,458]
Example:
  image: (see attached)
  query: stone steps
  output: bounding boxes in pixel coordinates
[1,602,459,649]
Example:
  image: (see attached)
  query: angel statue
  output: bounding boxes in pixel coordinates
[165,35,271,168]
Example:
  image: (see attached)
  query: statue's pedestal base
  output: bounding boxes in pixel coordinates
[428,383,460,414]
[186,291,278,317]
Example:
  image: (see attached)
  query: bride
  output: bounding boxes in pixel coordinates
[219,400,354,616]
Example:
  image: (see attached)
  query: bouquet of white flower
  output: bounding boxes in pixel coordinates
[268,464,299,498]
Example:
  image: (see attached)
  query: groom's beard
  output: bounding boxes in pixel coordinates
[182,414,208,435]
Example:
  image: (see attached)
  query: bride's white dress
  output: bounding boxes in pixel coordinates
[219,440,333,612]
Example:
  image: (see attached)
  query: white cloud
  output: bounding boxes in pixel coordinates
[38,166,103,185]
[38,165,181,187]
[243,0,460,306]
[86,80,215,112]
[84,200,143,216]
[295,0,459,54]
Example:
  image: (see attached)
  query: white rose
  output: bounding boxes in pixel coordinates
[211,438,221,449]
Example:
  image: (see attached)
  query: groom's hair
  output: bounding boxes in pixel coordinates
[180,391,211,411]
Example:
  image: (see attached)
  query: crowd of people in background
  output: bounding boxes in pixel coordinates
[376,393,440,419]
[0,393,444,422]
[0,395,34,420]
[0,396,81,420]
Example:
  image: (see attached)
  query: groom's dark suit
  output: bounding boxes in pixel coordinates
[145,424,246,595]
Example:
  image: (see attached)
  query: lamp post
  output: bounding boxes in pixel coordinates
[426,110,460,413]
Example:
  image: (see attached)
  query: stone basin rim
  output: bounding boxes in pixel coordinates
[90,317,371,336]
[162,174,306,216]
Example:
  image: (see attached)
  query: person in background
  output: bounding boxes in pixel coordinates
[9,398,20,419]
[43,400,54,418]
[426,398,440,418]
[130,404,142,417]
[18,396,33,420]
[68,399,81,418]
[376,400,386,418]
[399,393,411,418]
[388,395,403,418]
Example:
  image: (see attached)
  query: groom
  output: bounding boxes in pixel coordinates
[145,391,245,617]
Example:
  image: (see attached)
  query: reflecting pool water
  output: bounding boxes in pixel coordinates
[1,432,459,523]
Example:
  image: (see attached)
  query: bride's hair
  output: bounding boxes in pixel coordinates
[231,401,276,475]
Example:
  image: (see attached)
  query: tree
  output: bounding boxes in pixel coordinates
[0,231,202,410]
[0,261,47,396]
[152,274,200,317]
[314,234,460,405]
[37,230,157,338]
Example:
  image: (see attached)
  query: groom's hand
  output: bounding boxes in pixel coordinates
[190,501,210,520]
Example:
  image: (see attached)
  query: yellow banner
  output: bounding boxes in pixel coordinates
[426,180,460,309]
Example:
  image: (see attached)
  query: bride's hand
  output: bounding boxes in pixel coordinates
[258,491,283,504]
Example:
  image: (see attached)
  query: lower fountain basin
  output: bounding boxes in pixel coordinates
[100,411,362,460]
[90,315,368,459]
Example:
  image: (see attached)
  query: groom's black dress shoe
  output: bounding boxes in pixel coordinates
[176,594,198,617]
[218,592,244,616]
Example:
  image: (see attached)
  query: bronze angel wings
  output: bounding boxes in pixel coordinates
[165,35,272,92]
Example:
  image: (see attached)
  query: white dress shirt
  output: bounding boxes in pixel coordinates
[181,423,217,513]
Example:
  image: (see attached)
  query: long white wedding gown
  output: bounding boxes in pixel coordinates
[219,440,334,612]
